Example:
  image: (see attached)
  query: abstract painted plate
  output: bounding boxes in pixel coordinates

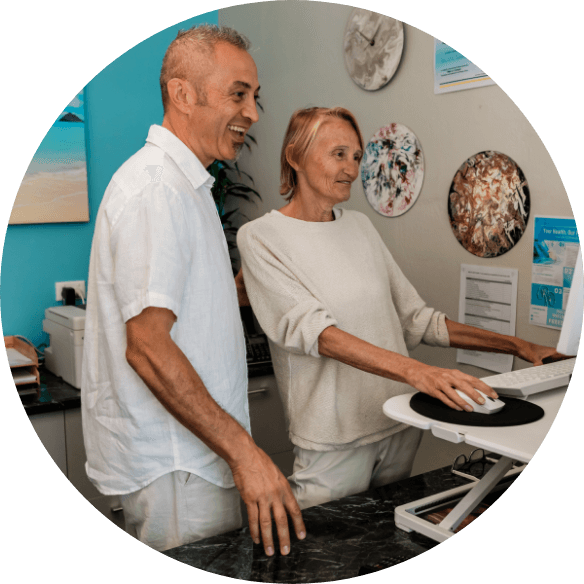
[361,123,424,217]
[448,151,530,258]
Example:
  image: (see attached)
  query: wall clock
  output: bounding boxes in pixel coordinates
[361,123,424,217]
[343,9,404,91]
[448,151,530,258]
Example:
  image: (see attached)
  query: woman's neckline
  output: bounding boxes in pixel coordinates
[272,207,343,224]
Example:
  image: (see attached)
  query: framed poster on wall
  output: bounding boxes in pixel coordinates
[9,90,89,225]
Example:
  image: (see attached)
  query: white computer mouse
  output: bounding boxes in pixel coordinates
[455,389,505,415]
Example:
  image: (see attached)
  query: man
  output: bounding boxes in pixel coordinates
[81,24,305,555]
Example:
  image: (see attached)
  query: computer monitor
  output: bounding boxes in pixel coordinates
[557,247,583,355]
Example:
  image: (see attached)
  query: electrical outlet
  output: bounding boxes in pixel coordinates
[55,280,86,302]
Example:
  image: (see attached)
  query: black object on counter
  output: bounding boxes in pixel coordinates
[410,392,545,427]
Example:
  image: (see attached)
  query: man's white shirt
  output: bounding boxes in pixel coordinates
[81,125,250,496]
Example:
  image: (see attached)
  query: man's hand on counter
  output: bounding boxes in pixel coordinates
[126,306,305,555]
[230,443,306,556]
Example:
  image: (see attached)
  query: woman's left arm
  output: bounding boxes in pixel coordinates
[445,318,571,365]
[235,268,251,307]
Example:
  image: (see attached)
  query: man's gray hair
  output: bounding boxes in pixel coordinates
[160,24,251,111]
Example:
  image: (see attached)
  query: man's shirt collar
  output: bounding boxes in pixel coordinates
[146,124,215,190]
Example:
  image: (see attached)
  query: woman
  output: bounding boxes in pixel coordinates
[237,106,564,510]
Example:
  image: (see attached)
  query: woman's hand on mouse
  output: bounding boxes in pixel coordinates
[404,362,497,412]
[318,325,497,412]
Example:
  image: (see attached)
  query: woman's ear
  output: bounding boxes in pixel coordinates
[286,144,300,172]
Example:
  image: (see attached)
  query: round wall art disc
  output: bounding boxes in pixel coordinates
[361,123,424,217]
[448,151,530,258]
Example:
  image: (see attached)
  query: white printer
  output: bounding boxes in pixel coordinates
[43,305,86,389]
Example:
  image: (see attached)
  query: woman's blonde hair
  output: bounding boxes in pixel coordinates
[280,107,364,201]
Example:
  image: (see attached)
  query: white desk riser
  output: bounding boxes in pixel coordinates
[382,387,567,542]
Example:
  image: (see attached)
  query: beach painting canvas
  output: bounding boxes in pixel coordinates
[9,90,89,224]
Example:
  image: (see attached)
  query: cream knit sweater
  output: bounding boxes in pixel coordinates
[237,208,450,450]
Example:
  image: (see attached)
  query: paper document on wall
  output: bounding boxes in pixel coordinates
[457,264,518,373]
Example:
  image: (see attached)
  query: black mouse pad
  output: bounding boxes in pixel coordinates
[410,393,545,427]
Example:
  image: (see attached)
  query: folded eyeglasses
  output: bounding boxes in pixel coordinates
[451,449,525,482]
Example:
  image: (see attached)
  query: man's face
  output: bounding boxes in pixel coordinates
[189,43,260,167]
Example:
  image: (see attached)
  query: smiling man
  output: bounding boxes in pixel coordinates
[81,25,305,556]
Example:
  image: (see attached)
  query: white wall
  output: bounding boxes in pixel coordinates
[220,1,574,473]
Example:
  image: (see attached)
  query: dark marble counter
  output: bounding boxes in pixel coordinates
[23,367,81,416]
[24,362,273,416]
[162,466,482,582]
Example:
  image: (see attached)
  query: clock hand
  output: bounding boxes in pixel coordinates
[369,22,381,46]
[356,29,373,44]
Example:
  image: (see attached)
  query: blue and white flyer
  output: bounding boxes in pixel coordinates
[530,216,580,329]
[434,39,495,94]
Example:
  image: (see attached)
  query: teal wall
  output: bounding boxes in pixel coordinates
[0,11,218,346]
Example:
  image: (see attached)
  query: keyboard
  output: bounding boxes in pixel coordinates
[245,335,272,364]
[481,358,576,397]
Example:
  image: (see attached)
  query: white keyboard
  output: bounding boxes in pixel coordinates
[481,358,577,397]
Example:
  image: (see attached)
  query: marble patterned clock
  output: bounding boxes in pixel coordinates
[343,8,404,91]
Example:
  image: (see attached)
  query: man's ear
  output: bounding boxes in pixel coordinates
[166,78,195,114]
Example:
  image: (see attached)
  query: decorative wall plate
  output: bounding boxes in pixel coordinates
[448,151,530,258]
[361,123,424,217]
[343,9,404,91]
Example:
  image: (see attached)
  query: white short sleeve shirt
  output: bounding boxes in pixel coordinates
[81,125,250,496]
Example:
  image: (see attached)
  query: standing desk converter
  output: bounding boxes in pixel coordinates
[382,387,566,542]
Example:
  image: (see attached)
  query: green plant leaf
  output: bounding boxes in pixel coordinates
[207,105,264,270]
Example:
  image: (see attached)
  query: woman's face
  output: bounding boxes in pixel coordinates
[297,119,363,206]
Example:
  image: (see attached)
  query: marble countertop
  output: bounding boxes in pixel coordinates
[162,466,480,582]
[23,367,81,416]
[24,367,499,580]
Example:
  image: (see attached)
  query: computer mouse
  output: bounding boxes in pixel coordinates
[454,389,505,414]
